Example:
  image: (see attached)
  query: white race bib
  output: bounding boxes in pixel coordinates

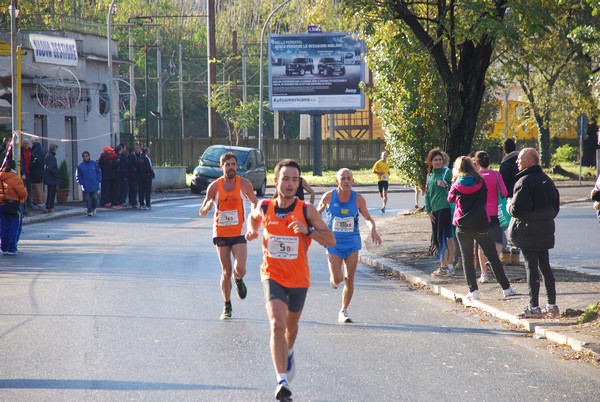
[381,174,389,181]
[218,209,239,226]
[332,216,355,233]
[267,235,299,259]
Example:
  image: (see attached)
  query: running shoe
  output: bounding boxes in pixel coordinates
[275,379,292,401]
[235,278,247,300]
[286,352,296,382]
[330,278,339,289]
[465,290,481,301]
[381,206,385,213]
[220,304,232,320]
[431,267,448,277]
[338,309,353,323]
[542,304,560,317]
[517,306,543,318]
[447,265,456,276]
[478,273,493,283]
[502,287,517,297]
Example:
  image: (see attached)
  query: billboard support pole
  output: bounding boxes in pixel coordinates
[258,0,291,151]
[311,113,323,176]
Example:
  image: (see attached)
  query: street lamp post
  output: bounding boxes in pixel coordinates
[9,0,19,172]
[258,0,291,151]
[107,0,117,146]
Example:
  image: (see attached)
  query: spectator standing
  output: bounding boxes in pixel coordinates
[20,139,32,209]
[29,137,46,209]
[98,146,116,207]
[317,168,381,323]
[199,151,259,320]
[425,148,456,276]
[508,148,560,318]
[447,156,516,301]
[127,144,142,208]
[117,145,128,206]
[499,138,521,265]
[43,143,60,213]
[0,136,12,165]
[137,147,154,210]
[372,151,390,212]
[0,159,27,255]
[109,145,122,208]
[76,151,102,216]
[473,151,508,283]
[245,159,335,401]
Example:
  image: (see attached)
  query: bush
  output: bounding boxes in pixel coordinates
[59,160,70,189]
[551,145,578,165]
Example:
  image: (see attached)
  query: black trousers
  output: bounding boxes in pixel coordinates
[46,184,57,210]
[138,176,152,207]
[521,249,556,308]
[128,176,138,206]
[456,226,511,292]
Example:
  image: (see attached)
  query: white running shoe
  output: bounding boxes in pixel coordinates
[338,309,353,323]
[502,287,517,297]
[478,273,493,283]
[465,290,481,301]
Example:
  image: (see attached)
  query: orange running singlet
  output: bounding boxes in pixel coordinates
[260,199,312,288]
[213,176,247,238]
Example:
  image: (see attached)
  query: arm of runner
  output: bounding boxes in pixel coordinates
[241,177,259,208]
[199,182,217,217]
[303,178,316,205]
[316,191,332,214]
[245,201,264,241]
[291,204,335,247]
[357,194,381,245]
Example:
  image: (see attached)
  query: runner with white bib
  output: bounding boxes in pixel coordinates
[318,168,382,323]
[372,151,390,213]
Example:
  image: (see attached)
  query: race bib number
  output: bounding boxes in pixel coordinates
[381,174,389,181]
[332,216,355,233]
[218,209,239,226]
[267,235,299,259]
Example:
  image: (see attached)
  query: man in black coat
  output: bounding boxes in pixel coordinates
[508,148,560,319]
[127,144,142,208]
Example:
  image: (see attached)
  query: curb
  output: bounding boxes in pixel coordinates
[358,250,600,359]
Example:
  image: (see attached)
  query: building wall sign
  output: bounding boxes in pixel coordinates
[268,33,365,112]
[30,34,78,66]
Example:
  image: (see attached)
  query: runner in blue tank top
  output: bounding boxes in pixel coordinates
[318,168,381,323]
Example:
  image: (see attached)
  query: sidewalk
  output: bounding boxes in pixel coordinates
[359,179,600,361]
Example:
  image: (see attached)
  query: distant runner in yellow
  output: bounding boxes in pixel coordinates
[372,151,390,213]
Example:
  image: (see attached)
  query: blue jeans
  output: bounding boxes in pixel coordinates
[0,203,23,253]
[83,191,98,213]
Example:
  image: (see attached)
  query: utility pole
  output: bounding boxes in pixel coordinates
[207,0,217,138]
[157,29,163,140]
[242,34,248,139]
[179,43,184,139]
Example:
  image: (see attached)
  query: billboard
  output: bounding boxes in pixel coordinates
[268,33,365,112]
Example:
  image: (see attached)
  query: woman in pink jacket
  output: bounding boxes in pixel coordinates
[473,151,508,283]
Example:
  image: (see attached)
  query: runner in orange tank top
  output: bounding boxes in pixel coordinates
[246,159,335,401]
[199,151,258,320]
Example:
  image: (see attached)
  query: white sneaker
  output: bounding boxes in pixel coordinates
[502,287,517,297]
[465,290,481,301]
[478,273,493,283]
[447,265,456,276]
[338,309,353,323]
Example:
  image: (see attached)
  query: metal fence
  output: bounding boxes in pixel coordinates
[150,138,386,172]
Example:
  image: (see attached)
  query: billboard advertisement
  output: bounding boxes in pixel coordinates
[268,33,365,112]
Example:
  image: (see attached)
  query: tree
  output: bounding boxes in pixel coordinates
[211,82,267,145]
[497,1,599,166]
[345,0,510,162]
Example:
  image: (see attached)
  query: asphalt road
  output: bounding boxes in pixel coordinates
[1,197,599,401]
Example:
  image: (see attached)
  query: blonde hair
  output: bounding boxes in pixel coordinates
[452,156,483,182]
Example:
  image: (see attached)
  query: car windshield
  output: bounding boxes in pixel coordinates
[293,58,307,63]
[321,58,336,63]
[200,147,250,167]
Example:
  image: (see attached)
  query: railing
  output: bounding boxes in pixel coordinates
[149,138,386,172]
